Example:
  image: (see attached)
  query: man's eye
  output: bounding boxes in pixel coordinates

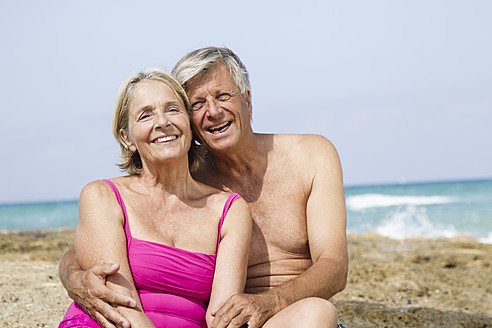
[192,102,203,111]
[217,93,231,101]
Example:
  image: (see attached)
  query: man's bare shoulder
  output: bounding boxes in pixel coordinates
[263,133,339,160]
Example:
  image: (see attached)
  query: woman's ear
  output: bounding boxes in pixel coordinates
[120,129,137,152]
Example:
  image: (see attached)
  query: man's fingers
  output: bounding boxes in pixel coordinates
[93,311,118,328]
[93,300,131,328]
[86,266,136,308]
[226,312,249,328]
[92,263,120,278]
[213,305,245,328]
[246,316,261,328]
[210,299,229,316]
[211,301,234,328]
[95,282,136,307]
[65,262,132,327]
[107,290,137,308]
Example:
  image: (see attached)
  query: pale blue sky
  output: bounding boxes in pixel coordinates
[1,0,491,203]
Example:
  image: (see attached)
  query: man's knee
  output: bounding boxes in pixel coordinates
[293,297,338,326]
[263,297,338,328]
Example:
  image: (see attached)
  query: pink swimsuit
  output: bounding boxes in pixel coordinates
[59,179,241,328]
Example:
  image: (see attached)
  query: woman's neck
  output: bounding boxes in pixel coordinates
[137,157,196,199]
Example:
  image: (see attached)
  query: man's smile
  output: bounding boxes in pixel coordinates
[208,121,231,134]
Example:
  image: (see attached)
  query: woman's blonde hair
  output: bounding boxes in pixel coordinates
[112,68,202,175]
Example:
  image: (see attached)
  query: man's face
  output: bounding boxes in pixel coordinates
[185,64,252,153]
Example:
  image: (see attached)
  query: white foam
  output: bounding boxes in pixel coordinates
[346,193,456,211]
[374,206,460,240]
[479,232,492,244]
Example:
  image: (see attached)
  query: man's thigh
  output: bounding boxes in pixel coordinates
[262,297,338,328]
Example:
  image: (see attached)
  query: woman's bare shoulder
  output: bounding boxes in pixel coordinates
[78,179,126,218]
[80,179,114,198]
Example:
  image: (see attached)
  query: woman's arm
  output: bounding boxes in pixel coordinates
[75,180,155,327]
[206,197,252,327]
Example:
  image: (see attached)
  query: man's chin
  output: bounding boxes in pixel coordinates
[202,137,236,153]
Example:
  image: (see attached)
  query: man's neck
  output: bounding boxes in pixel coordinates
[195,133,274,202]
[210,133,269,177]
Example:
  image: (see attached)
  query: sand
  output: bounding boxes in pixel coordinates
[0,229,491,327]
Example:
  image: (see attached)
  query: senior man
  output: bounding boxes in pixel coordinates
[59,47,348,328]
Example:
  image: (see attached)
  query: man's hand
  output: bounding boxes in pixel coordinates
[67,263,136,328]
[210,293,280,328]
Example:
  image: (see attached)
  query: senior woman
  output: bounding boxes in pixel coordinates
[59,69,252,328]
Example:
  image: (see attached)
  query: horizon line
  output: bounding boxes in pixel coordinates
[1,176,491,206]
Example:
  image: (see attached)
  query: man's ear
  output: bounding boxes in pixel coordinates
[120,129,137,152]
[244,90,252,118]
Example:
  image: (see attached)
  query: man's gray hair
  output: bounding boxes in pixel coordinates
[171,46,251,97]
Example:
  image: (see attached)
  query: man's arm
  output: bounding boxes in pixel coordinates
[211,135,348,328]
[275,135,349,303]
[59,246,136,327]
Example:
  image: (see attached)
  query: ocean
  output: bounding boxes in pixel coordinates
[345,179,492,244]
[1,179,491,244]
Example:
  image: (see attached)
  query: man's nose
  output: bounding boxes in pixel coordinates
[206,96,224,118]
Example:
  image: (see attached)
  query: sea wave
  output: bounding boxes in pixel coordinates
[372,206,460,240]
[346,193,456,211]
[479,232,492,244]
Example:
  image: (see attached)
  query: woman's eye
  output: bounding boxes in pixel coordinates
[138,112,152,121]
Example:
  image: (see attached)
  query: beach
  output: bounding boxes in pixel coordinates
[0,229,491,327]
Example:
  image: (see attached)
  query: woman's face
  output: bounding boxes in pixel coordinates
[121,80,192,168]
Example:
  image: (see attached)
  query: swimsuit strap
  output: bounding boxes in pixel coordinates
[101,180,240,254]
[102,179,131,242]
[216,193,242,253]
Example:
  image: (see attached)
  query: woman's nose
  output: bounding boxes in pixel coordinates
[154,111,170,128]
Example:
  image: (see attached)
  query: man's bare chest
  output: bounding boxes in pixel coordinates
[245,177,311,264]
[198,160,312,262]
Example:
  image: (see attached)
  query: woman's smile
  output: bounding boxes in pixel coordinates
[152,135,178,143]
